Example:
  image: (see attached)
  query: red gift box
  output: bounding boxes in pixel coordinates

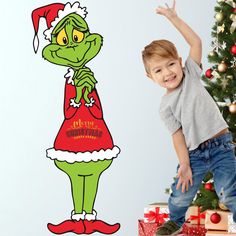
[144,204,169,224]
[182,222,207,236]
[138,219,160,236]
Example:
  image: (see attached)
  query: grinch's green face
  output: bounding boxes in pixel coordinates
[42,13,103,69]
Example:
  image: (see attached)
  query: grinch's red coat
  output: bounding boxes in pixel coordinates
[46,71,120,163]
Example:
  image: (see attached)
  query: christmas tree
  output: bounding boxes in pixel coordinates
[192,0,236,212]
[202,0,236,142]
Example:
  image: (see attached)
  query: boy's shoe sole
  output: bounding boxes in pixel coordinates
[155,227,182,236]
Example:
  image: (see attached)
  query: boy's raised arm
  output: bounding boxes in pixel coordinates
[156,0,202,65]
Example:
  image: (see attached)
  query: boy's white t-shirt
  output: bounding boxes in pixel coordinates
[159,56,228,151]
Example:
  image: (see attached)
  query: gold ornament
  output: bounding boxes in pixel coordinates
[218,61,228,72]
[230,14,236,34]
[229,102,236,114]
[217,24,225,33]
[220,77,229,89]
[215,12,224,22]
[209,51,217,57]
[219,202,228,211]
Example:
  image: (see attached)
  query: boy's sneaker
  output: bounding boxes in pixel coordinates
[155,220,181,235]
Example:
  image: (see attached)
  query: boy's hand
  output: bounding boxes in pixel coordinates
[156,0,177,19]
[176,163,193,193]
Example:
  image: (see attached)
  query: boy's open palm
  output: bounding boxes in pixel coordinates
[156,0,177,19]
[176,164,193,193]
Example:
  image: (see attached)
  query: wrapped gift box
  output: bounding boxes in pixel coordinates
[144,203,169,224]
[186,206,206,225]
[205,210,230,231]
[138,219,160,236]
[182,222,207,236]
[228,213,236,233]
[206,231,236,235]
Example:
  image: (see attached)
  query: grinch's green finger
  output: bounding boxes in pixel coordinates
[75,73,97,85]
[77,69,94,79]
[77,73,97,84]
[80,82,93,91]
[76,78,95,88]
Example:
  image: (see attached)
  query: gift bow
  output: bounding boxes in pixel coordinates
[230,14,236,34]
[187,207,206,225]
[144,207,169,224]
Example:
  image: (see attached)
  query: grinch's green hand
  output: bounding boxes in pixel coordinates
[74,67,97,104]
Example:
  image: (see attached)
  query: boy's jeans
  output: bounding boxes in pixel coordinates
[168,132,236,227]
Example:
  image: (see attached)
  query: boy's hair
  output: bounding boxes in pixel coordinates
[142,39,179,73]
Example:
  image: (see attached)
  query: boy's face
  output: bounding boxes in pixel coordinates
[147,57,183,94]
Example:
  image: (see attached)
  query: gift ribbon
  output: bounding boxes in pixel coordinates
[144,207,169,224]
[230,14,236,34]
[187,207,206,225]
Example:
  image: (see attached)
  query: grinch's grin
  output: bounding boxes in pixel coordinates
[50,44,92,64]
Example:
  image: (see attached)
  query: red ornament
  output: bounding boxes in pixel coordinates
[210,212,221,224]
[205,69,213,79]
[230,45,236,55]
[204,182,213,191]
[234,8,236,13]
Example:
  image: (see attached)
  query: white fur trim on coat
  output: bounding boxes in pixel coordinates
[85,210,97,221]
[46,145,120,163]
[44,2,87,41]
[65,68,75,85]
[70,98,81,108]
[85,97,95,107]
[71,211,86,221]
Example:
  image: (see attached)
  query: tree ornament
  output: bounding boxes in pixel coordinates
[212,70,221,79]
[229,102,236,114]
[218,61,228,72]
[210,212,221,224]
[209,51,217,57]
[234,8,236,13]
[205,69,213,78]
[226,75,233,80]
[221,41,227,50]
[221,77,229,89]
[217,24,225,34]
[204,182,213,190]
[231,45,236,55]
[215,12,224,22]
[230,57,236,68]
[225,0,236,8]
[211,40,226,53]
[230,14,236,34]
[219,202,228,211]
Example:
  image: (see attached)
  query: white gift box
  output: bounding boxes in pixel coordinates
[228,213,236,233]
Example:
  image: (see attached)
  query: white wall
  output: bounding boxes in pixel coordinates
[0,0,216,235]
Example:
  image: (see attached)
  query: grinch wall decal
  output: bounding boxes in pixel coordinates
[32,2,120,235]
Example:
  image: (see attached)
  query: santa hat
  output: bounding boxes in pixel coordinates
[32,2,87,53]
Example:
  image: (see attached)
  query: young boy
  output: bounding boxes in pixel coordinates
[142,1,236,235]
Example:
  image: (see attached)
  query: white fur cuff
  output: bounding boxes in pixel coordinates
[71,210,86,221]
[70,98,81,108]
[85,210,97,221]
[85,97,95,107]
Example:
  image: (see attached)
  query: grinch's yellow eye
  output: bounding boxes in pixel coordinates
[57,29,68,46]
[73,29,84,43]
